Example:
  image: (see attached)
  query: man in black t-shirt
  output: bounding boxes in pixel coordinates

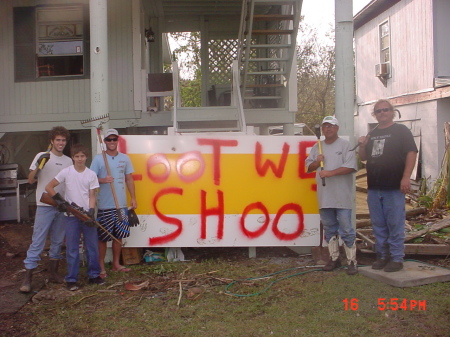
[358,99,418,272]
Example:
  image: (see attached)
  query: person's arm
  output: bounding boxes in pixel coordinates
[45,178,60,197]
[319,167,355,178]
[357,136,369,161]
[125,173,137,209]
[307,154,324,173]
[400,151,417,194]
[28,169,38,184]
[89,188,96,209]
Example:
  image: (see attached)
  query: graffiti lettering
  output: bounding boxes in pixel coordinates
[197,138,238,185]
[254,141,290,178]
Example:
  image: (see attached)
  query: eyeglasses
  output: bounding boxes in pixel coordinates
[104,138,118,142]
[374,107,391,114]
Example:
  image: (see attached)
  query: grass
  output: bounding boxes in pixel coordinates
[19,257,450,337]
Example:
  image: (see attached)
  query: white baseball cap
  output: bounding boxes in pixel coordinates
[321,116,339,126]
[104,129,119,139]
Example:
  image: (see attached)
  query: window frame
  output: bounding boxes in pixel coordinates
[13,4,90,83]
[378,19,391,77]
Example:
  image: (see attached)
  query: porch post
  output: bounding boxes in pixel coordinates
[335,0,356,227]
[89,0,109,155]
[334,0,354,137]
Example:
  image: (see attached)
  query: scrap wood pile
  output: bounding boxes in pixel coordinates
[356,123,450,256]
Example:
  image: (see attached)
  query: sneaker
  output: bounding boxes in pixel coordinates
[372,259,388,270]
[322,258,341,271]
[89,276,106,285]
[346,261,358,275]
[384,261,403,272]
[66,282,79,291]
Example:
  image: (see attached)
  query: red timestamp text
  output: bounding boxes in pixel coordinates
[342,298,427,311]
[377,298,426,311]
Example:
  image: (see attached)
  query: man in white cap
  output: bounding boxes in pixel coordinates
[306,116,359,275]
[90,129,137,277]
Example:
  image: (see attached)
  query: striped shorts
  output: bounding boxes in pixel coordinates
[97,208,130,242]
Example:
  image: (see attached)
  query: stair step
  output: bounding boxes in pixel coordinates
[251,29,294,35]
[244,96,282,100]
[177,120,241,133]
[249,44,291,48]
[175,106,238,121]
[245,84,284,88]
[243,57,289,62]
[247,71,286,75]
[253,14,294,21]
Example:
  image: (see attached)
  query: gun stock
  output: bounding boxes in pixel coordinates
[40,193,90,222]
[39,193,124,246]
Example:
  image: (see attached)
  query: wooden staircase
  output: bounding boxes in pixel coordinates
[238,0,301,109]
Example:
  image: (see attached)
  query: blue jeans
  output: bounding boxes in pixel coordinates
[367,189,405,262]
[65,216,101,282]
[24,206,66,270]
[319,208,355,247]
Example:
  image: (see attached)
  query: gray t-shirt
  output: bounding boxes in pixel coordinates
[305,137,357,209]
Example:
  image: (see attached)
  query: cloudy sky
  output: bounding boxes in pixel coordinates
[301,0,372,36]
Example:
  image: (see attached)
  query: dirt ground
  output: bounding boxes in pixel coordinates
[1,213,449,336]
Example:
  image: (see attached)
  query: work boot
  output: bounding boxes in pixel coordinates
[19,269,34,293]
[344,244,358,275]
[48,259,64,283]
[372,258,389,270]
[384,261,403,272]
[322,236,341,271]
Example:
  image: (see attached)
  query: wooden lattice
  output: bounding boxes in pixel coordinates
[208,39,239,85]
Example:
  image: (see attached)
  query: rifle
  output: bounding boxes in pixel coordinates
[40,192,123,246]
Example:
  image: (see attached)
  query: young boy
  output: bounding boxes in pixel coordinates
[45,143,104,290]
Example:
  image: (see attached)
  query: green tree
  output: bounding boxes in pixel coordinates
[170,32,202,107]
[296,20,335,134]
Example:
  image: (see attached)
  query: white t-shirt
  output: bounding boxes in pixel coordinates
[30,151,73,206]
[54,165,99,211]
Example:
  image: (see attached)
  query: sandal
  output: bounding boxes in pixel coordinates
[112,266,131,273]
[99,271,107,279]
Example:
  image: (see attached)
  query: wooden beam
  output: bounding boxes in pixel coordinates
[390,86,450,107]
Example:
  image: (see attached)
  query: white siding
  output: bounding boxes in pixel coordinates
[355,0,434,103]
[0,0,135,132]
[434,0,450,76]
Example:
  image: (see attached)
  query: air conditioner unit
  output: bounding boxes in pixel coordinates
[375,63,390,77]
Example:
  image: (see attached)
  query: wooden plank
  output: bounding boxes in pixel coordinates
[253,14,294,21]
[405,216,450,242]
[252,30,293,35]
[404,244,450,255]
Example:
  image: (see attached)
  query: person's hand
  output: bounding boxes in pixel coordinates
[36,153,50,168]
[52,193,68,212]
[319,170,332,178]
[130,199,137,210]
[84,208,96,227]
[400,177,411,194]
[316,154,324,163]
[358,136,368,147]
[104,175,114,183]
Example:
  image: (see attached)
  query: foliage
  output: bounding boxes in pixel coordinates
[421,143,450,210]
[295,19,336,135]
[170,32,202,107]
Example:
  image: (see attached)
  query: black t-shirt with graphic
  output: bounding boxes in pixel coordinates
[365,123,418,190]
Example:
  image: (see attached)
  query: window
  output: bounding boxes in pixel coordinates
[14,5,89,82]
[379,20,390,64]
